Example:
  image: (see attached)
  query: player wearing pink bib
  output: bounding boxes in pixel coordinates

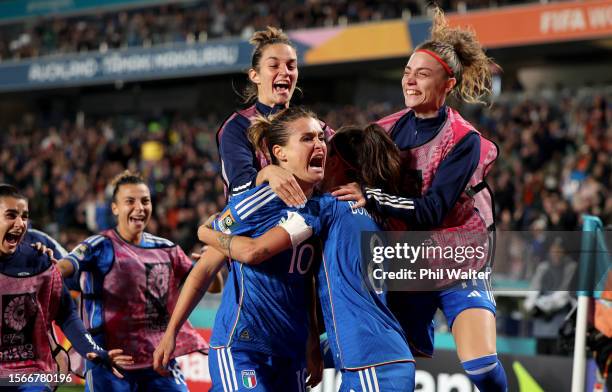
[334,8,507,392]
[57,172,208,392]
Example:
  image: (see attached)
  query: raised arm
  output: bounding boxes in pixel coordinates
[198,225,290,265]
[153,247,226,373]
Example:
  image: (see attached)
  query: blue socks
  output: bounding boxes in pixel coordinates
[461,354,508,392]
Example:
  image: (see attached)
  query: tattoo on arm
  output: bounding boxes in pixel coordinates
[217,234,234,251]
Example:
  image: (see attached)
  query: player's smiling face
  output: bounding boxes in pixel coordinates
[112,183,152,243]
[402,52,456,118]
[251,43,298,107]
[0,197,28,256]
[273,116,326,192]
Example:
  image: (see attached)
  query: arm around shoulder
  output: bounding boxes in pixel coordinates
[198,224,293,265]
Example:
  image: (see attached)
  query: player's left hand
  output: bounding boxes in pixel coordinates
[331,182,366,208]
[31,242,54,259]
[306,334,323,388]
[87,349,133,379]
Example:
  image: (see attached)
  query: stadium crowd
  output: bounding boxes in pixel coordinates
[0,89,609,263]
[1,0,552,62]
[0,0,422,61]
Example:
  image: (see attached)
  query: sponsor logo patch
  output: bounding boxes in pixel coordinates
[218,210,236,233]
[72,244,88,260]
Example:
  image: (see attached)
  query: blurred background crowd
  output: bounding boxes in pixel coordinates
[1,88,609,261]
[0,0,557,61]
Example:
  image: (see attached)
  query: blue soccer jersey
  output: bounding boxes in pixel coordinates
[210,184,320,360]
[25,228,68,259]
[300,194,413,370]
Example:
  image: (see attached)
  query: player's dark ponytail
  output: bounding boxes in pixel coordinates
[330,124,401,194]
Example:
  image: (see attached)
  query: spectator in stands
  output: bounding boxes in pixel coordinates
[0,1,423,62]
[0,88,608,277]
[524,237,577,355]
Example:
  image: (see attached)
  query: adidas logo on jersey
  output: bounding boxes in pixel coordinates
[467,290,481,298]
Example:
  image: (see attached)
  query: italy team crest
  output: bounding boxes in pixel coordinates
[241,369,257,389]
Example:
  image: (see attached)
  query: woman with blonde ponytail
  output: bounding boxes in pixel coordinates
[333,7,507,392]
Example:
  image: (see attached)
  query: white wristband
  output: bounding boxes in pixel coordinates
[278,211,313,247]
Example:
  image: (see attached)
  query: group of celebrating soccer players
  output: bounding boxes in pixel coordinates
[0,7,508,392]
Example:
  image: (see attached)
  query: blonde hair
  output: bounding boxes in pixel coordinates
[417,7,499,105]
[242,26,297,103]
[248,106,317,164]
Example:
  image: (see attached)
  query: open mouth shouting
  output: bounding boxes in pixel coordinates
[273,80,292,96]
[308,153,325,175]
[129,215,147,228]
[3,230,24,253]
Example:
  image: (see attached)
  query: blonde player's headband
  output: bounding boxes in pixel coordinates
[415,49,454,77]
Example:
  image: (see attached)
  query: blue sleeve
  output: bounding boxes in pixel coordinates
[214,186,284,236]
[27,229,68,259]
[63,236,112,275]
[219,118,259,198]
[365,133,480,228]
[213,204,252,236]
[55,284,106,357]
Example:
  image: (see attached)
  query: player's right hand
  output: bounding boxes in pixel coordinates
[153,332,176,376]
[261,165,307,207]
[306,332,323,388]
[331,182,366,208]
[87,349,133,379]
